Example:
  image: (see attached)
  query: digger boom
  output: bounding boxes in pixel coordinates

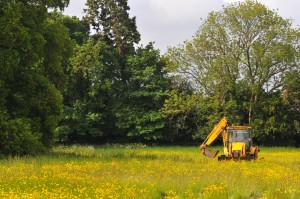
[199,117,228,158]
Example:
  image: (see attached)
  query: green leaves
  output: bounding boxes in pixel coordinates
[85,0,140,52]
[161,91,199,119]
[165,0,300,144]
[0,118,45,156]
[0,0,72,155]
[115,44,170,140]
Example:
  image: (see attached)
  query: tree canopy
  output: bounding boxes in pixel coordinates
[166,0,300,143]
[1,0,300,156]
[57,0,171,144]
[0,0,73,155]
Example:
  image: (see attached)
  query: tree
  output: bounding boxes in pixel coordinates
[51,11,90,45]
[57,0,176,143]
[115,44,170,140]
[57,39,118,144]
[84,0,140,84]
[160,82,204,142]
[167,0,300,124]
[43,14,75,91]
[283,71,300,136]
[0,0,72,155]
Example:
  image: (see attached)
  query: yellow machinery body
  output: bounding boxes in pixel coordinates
[200,117,259,160]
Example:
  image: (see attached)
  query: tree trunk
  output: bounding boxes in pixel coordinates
[248,92,258,124]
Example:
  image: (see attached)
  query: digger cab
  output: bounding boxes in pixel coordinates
[225,126,253,158]
[227,126,253,150]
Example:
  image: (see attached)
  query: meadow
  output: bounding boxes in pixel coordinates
[0,145,299,199]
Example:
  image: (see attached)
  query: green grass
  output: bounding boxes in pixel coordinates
[0,145,299,198]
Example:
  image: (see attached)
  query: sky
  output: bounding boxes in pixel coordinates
[64,0,300,53]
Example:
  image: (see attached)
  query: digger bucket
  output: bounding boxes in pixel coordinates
[200,144,219,158]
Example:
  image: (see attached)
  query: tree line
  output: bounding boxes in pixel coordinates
[0,0,299,156]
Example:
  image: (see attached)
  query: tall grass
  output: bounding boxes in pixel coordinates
[0,145,299,198]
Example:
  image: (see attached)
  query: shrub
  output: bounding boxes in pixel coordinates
[0,119,46,157]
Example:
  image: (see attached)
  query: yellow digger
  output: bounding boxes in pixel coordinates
[200,117,259,160]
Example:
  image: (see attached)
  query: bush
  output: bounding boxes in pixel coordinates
[0,119,46,157]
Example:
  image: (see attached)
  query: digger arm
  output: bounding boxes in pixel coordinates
[199,117,228,158]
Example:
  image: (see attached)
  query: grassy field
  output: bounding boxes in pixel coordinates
[0,145,299,198]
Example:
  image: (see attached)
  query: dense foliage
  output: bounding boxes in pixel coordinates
[0,0,72,156]
[166,0,300,145]
[57,0,171,144]
[0,0,300,156]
